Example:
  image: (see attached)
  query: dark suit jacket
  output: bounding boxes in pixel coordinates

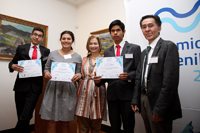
[9,44,50,93]
[131,38,182,120]
[98,41,141,101]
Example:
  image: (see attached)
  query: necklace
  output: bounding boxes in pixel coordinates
[90,54,101,60]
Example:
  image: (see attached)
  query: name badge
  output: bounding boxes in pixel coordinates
[64,54,72,59]
[125,54,133,58]
[149,56,158,63]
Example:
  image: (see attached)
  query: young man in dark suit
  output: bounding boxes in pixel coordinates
[131,15,182,133]
[94,20,141,133]
[9,27,50,133]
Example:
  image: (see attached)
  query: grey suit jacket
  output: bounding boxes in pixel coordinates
[8,44,50,93]
[131,38,182,120]
[98,41,141,101]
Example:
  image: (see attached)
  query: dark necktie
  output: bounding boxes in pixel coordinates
[141,46,151,92]
[116,45,120,56]
[32,46,37,59]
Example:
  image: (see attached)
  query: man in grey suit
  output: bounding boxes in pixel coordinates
[95,20,141,133]
[131,15,182,133]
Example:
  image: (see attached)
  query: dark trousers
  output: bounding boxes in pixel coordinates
[15,89,40,133]
[108,99,135,133]
[141,93,173,133]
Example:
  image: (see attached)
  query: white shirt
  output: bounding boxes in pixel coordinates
[29,43,41,59]
[144,36,160,86]
[114,40,125,56]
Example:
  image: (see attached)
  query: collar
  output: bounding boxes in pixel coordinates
[31,43,39,49]
[114,40,125,49]
[148,36,160,49]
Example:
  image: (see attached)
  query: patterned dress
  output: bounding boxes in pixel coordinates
[75,56,106,119]
[39,50,82,121]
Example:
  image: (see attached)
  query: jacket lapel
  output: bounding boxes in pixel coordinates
[141,50,146,68]
[121,41,130,56]
[39,45,44,59]
[109,45,115,57]
[25,44,31,59]
[147,38,163,77]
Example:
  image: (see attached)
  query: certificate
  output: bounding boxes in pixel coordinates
[51,62,76,82]
[18,59,42,78]
[96,56,123,79]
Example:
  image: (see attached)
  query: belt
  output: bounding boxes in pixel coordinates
[82,77,97,97]
[83,77,93,80]
[142,89,147,95]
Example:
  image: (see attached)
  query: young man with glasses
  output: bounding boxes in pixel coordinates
[9,27,50,133]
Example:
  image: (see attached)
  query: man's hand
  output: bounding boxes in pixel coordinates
[71,73,81,83]
[11,64,24,72]
[153,113,163,122]
[93,72,102,84]
[131,104,139,114]
[118,72,130,80]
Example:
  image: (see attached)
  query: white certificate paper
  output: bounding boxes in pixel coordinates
[18,59,42,78]
[96,56,123,79]
[50,62,76,82]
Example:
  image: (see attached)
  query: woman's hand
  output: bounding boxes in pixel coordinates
[44,71,52,79]
[71,73,81,83]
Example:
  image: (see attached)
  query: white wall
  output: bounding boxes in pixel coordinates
[76,0,127,57]
[0,0,77,130]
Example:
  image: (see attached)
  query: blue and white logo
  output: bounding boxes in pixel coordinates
[155,0,200,33]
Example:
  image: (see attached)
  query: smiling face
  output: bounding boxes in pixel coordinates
[141,18,161,44]
[30,30,43,45]
[110,25,125,44]
[88,38,100,54]
[60,33,73,50]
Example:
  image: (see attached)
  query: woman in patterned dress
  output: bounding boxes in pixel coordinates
[75,36,107,133]
[40,30,82,133]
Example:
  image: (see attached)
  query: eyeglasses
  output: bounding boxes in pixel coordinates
[32,33,43,38]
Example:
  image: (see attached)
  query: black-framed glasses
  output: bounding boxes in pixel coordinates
[32,33,43,38]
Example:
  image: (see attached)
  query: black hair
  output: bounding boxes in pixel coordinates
[140,15,162,28]
[60,30,75,42]
[109,20,125,33]
[32,27,44,37]
[60,30,75,50]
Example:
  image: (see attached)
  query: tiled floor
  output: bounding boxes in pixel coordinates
[31,131,106,133]
[76,124,107,133]
[31,122,107,133]
[31,129,107,133]
[77,130,107,133]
